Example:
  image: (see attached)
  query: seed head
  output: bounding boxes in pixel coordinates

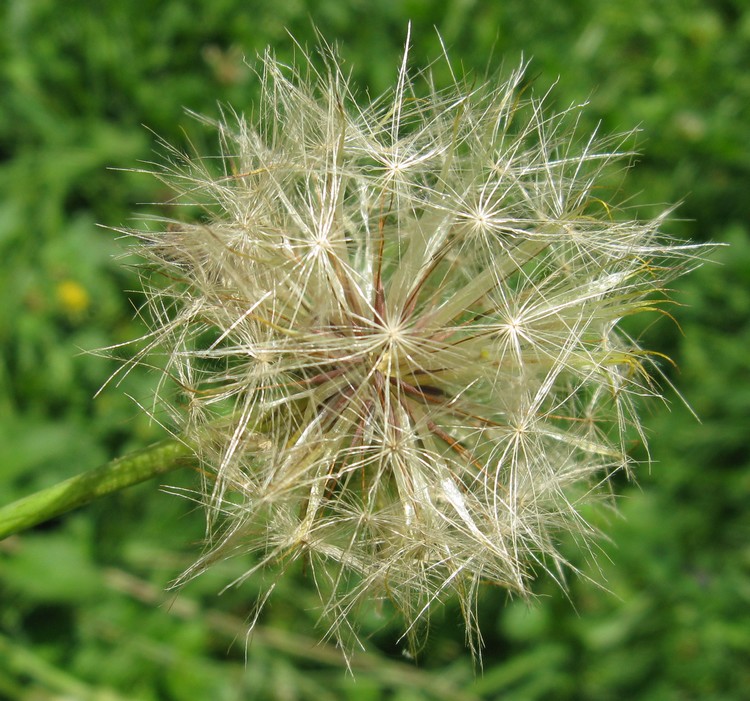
[121,34,703,657]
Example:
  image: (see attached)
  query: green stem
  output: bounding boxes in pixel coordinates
[0,438,195,540]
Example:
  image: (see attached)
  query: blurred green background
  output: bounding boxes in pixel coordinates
[1,1,749,699]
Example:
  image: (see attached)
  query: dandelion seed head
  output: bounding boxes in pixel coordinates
[119,34,707,659]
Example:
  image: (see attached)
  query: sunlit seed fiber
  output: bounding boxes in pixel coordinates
[116,32,705,658]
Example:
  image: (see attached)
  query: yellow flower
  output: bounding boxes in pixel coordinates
[56,279,90,317]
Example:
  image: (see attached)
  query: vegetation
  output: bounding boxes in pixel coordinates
[1,1,748,699]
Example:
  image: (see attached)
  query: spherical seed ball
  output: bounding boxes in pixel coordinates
[120,33,705,658]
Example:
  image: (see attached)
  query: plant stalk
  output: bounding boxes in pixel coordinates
[0,438,195,540]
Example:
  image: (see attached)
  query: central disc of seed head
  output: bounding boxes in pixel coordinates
[312,290,438,418]
[294,241,460,487]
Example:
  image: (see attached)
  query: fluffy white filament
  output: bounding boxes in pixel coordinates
[120,36,703,658]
